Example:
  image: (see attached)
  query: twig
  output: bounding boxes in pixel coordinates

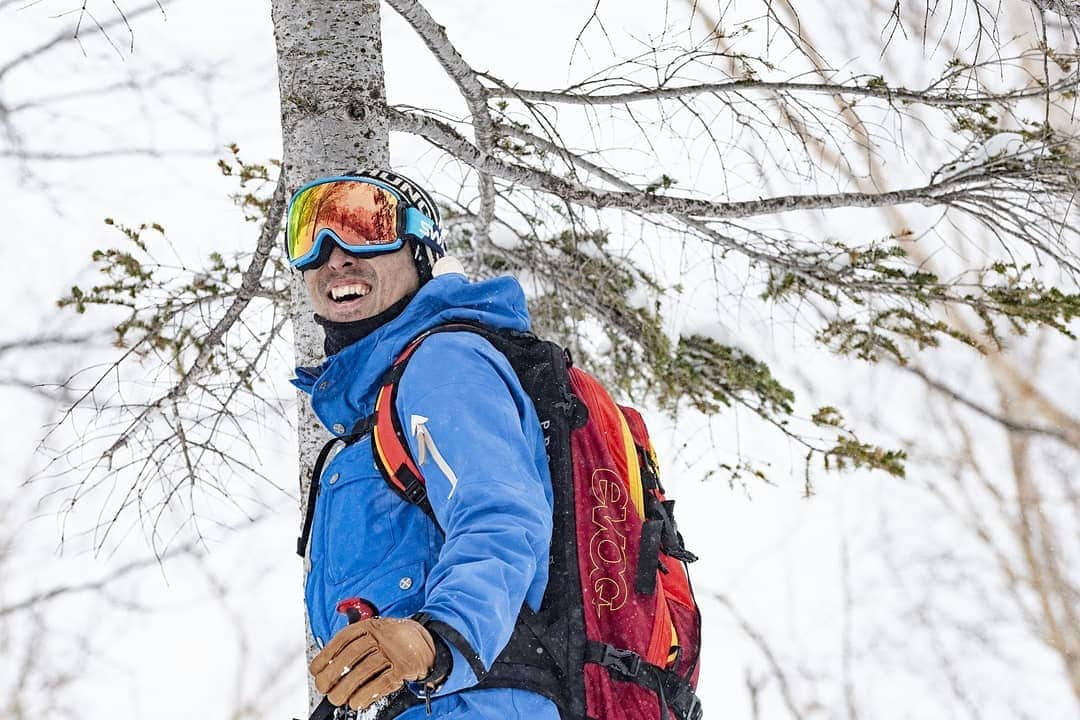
[904,364,1073,445]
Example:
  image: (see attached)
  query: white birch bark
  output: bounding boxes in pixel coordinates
[270,0,390,712]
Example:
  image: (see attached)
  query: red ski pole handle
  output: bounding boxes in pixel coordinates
[298,599,380,720]
[336,597,378,624]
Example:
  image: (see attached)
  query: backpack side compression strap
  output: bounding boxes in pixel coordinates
[584,641,703,720]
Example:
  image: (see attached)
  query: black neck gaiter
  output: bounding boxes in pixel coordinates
[314,292,416,357]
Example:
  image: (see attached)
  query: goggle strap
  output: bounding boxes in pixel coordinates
[402,206,437,244]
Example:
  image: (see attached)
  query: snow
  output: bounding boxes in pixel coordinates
[2,1,1077,719]
[940,131,1032,178]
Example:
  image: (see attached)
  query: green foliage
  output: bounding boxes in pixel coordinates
[58,147,287,385]
[760,235,929,305]
[976,263,1080,342]
[664,335,794,417]
[59,220,161,318]
[806,405,907,494]
[811,406,844,427]
[452,219,905,483]
[701,458,772,490]
[644,175,678,194]
[821,437,907,478]
[218,143,282,222]
[59,218,245,374]
[818,310,983,364]
[61,142,1075,493]
[950,103,999,140]
[760,233,1079,366]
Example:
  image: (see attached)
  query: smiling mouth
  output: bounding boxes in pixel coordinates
[328,282,371,303]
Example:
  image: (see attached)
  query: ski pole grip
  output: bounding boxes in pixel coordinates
[336,597,378,623]
[297,598,380,720]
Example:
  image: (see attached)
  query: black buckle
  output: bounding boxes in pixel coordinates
[685,695,703,720]
[599,645,643,678]
[402,476,428,504]
[380,361,407,386]
[346,415,375,441]
[667,681,703,720]
[394,464,428,505]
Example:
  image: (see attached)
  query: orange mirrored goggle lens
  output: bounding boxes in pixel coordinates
[286,180,400,263]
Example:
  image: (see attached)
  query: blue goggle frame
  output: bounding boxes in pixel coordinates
[285,175,438,271]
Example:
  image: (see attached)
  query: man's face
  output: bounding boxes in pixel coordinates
[303,244,420,322]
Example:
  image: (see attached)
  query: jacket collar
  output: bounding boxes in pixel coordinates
[291,273,531,409]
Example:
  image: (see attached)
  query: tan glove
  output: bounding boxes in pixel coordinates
[310,617,437,711]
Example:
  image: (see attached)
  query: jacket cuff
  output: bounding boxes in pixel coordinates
[410,614,484,697]
[418,629,453,688]
[415,615,486,678]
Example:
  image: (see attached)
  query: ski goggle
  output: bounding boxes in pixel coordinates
[285,176,437,270]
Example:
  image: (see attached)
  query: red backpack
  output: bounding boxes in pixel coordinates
[365,323,702,720]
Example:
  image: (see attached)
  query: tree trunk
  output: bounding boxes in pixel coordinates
[270,0,389,711]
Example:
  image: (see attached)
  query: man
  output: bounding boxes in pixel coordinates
[288,170,560,720]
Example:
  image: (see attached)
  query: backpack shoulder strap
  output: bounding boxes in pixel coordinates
[371,322,509,522]
[372,332,436,519]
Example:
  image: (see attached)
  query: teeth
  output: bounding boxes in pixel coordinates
[330,284,370,300]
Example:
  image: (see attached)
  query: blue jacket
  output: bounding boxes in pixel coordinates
[292,273,560,719]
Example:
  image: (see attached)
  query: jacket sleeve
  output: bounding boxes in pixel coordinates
[394,333,554,696]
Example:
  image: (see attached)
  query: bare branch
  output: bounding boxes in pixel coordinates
[0,147,217,161]
[716,593,806,720]
[484,73,1080,110]
[0,333,99,355]
[385,0,498,244]
[6,63,208,115]
[1029,0,1080,23]
[904,364,1074,445]
[0,539,201,618]
[390,107,1078,235]
[0,0,171,79]
[48,175,286,467]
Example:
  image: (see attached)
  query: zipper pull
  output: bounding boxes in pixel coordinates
[422,684,434,715]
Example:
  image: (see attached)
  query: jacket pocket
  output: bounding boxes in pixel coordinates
[321,439,400,585]
[326,559,430,639]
